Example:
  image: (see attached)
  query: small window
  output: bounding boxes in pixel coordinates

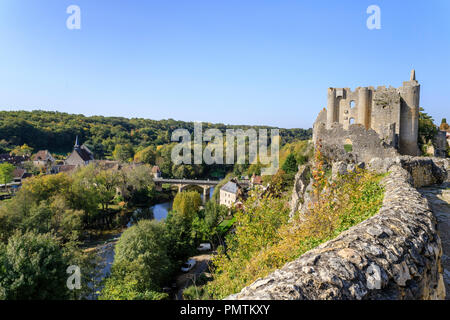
[350,101,356,109]
[349,117,355,125]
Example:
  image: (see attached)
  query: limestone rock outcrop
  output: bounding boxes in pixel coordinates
[289,165,311,219]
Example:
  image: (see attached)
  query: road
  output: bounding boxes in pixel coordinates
[175,253,212,300]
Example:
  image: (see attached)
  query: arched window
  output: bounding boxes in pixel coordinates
[349,117,355,125]
[350,100,356,109]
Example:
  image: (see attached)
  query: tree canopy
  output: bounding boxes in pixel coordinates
[0,110,312,158]
[0,230,70,300]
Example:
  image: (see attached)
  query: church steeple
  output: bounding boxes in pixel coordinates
[74,135,80,149]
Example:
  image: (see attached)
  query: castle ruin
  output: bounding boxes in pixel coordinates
[313,70,421,161]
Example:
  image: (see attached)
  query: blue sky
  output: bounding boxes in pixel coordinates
[0,0,449,129]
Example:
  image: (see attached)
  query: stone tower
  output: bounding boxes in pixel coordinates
[397,70,420,155]
[322,70,420,156]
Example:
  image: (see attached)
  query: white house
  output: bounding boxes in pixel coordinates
[220,181,239,208]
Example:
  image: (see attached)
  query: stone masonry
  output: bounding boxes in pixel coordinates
[227,158,448,300]
[314,70,421,157]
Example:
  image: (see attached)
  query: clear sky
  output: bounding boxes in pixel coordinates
[0,0,449,129]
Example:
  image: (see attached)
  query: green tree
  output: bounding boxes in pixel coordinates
[172,191,201,219]
[0,230,70,300]
[99,220,172,299]
[164,210,197,263]
[440,118,449,131]
[134,145,156,164]
[190,216,211,244]
[282,153,298,174]
[155,144,174,178]
[113,144,134,162]
[10,144,33,157]
[94,169,123,211]
[0,110,312,160]
[418,108,438,155]
[0,163,15,191]
[68,165,101,226]
[122,164,155,206]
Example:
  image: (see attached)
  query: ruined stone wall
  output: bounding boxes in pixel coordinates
[371,88,401,147]
[227,159,447,300]
[322,72,421,156]
[434,131,448,158]
[314,122,398,163]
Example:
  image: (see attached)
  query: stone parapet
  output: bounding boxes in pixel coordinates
[226,162,446,300]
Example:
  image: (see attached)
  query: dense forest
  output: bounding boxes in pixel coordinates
[0,111,312,158]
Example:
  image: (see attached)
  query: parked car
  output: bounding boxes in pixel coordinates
[197,243,212,252]
[181,259,196,272]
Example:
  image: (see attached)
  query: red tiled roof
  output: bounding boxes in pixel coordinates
[13,168,26,179]
[252,175,263,184]
[58,165,77,172]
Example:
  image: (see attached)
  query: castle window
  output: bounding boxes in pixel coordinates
[349,117,355,125]
[350,100,356,109]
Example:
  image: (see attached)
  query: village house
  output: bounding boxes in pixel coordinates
[65,136,94,166]
[220,180,241,208]
[12,168,32,183]
[32,150,55,167]
[251,174,263,187]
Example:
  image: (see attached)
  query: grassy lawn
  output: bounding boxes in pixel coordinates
[217,217,236,234]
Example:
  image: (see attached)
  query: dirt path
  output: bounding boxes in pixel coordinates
[419,182,450,300]
[175,254,212,300]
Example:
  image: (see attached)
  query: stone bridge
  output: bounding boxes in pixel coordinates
[153,178,220,203]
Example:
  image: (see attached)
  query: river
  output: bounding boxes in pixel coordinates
[95,201,173,283]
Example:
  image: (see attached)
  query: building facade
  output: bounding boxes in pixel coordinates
[32,150,55,167]
[220,181,239,208]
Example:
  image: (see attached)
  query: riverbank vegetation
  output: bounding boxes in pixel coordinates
[99,191,229,300]
[0,162,169,299]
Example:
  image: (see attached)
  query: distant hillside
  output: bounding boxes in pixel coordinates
[0,110,311,158]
